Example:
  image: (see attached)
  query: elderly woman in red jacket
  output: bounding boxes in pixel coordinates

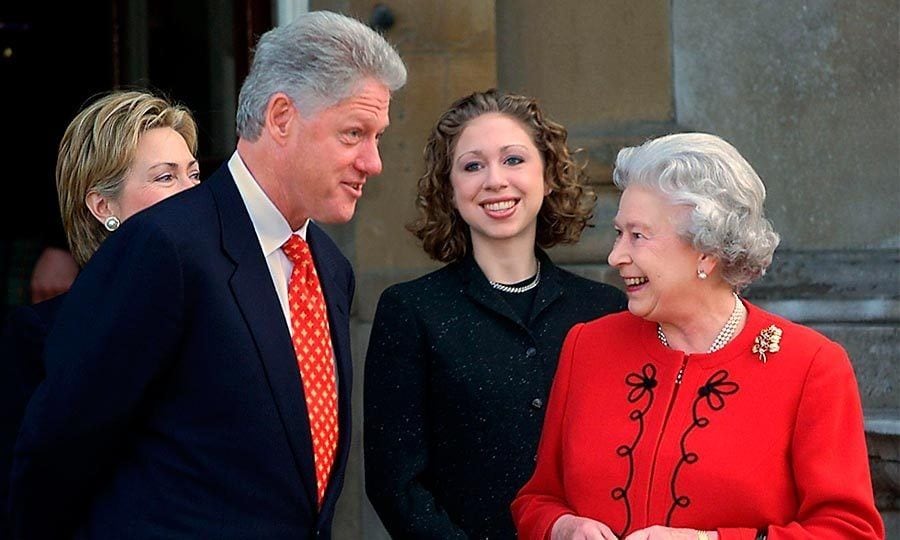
[512,132,884,540]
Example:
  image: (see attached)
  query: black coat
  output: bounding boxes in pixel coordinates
[10,165,355,539]
[364,250,626,539]
[0,295,63,539]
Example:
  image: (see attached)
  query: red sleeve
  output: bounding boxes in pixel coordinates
[719,340,884,540]
[511,323,584,540]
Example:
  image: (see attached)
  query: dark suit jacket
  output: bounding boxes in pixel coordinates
[9,163,355,539]
[0,295,63,540]
[364,251,627,539]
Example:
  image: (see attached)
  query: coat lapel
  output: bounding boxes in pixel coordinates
[460,249,564,328]
[460,253,524,326]
[305,223,352,513]
[528,249,564,322]
[208,166,318,506]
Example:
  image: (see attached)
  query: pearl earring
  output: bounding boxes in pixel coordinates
[104,216,121,232]
[697,269,708,280]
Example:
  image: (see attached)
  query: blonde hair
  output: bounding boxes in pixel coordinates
[57,90,197,266]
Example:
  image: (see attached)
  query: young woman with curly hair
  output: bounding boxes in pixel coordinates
[364,89,627,539]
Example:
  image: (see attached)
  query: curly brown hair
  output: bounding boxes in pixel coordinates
[408,89,596,263]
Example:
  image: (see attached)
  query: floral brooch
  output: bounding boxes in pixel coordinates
[752,324,783,363]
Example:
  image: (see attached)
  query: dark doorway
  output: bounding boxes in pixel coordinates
[118,0,272,172]
[0,1,271,318]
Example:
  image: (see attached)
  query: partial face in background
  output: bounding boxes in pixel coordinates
[608,185,701,323]
[450,112,547,249]
[285,77,391,225]
[104,126,200,221]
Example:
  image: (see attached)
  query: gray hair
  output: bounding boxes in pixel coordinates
[613,132,780,289]
[236,11,407,140]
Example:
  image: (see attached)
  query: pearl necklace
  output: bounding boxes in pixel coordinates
[489,261,541,294]
[657,292,745,353]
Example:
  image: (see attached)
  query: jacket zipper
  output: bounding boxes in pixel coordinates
[675,357,688,385]
[644,354,690,524]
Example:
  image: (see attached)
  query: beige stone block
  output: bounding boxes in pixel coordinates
[311,1,492,52]
[385,53,452,140]
[548,185,620,266]
[574,127,679,185]
[447,51,498,100]
[354,149,429,271]
[497,0,673,128]
[672,0,900,249]
[380,1,495,53]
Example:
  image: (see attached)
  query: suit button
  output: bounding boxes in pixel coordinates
[525,347,537,357]
[531,398,543,409]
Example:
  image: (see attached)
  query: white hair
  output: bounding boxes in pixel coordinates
[236,11,407,140]
[613,132,780,289]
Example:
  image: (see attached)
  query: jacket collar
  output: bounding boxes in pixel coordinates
[457,247,564,328]
[206,164,321,509]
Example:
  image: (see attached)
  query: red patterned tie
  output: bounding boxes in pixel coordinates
[281,234,339,508]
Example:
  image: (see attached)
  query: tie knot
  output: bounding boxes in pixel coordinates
[281,234,311,265]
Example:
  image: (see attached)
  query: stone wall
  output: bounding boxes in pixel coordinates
[672,0,899,250]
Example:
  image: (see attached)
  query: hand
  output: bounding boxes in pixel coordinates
[622,525,717,540]
[30,247,78,302]
[551,514,619,540]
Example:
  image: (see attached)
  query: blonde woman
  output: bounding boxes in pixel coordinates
[1,89,198,537]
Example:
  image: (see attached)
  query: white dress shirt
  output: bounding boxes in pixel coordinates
[227,151,309,333]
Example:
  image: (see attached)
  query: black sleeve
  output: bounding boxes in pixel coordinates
[363,286,468,539]
[9,220,185,538]
[0,304,48,538]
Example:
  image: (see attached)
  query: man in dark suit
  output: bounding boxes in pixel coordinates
[9,11,406,539]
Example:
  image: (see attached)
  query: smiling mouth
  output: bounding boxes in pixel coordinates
[623,276,648,287]
[344,181,364,195]
[481,199,518,211]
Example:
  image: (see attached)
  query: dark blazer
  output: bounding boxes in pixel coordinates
[364,250,627,539]
[0,295,63,540]
[9,163,355,539]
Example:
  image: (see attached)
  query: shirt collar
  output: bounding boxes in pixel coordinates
[228,151,309,256]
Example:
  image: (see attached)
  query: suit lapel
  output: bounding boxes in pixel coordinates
[305,224,352,512]
[461,249,564,328]
[208,166,318,506]
[460,253,526,326]
[528,249,564,322]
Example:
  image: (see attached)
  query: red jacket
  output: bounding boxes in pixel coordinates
[512,301,884,540]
